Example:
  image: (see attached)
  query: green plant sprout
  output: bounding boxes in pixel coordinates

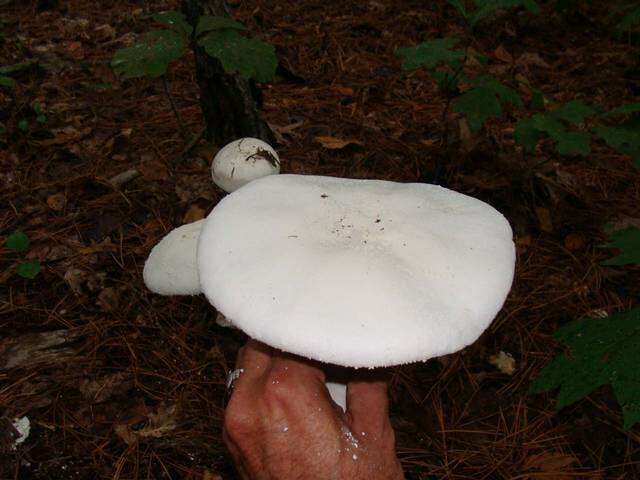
[515,101,640,165]
[111,11,277,141]
[448,0,539,30]
[530,307,640,430]
[395,1,537,140]
[5,231,40,280]
[601,225,640,266]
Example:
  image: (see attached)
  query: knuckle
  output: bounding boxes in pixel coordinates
[223,400,255,442]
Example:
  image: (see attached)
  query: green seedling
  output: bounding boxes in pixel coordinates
[111,11,277,81]
[396,37,522,134]
[448,0,539,29]
[515,101,640,164]
[530,307,640,430]
[5,231,40,280]
[111,11,277,141]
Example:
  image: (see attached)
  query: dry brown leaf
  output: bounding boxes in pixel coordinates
[183,203,208,223]
[489,351,516,375]
[46,193,67,211]
[96,287,119,312]
[38,126,92,147]
[535,207,553,233]
[139,158,169,181]
[64,268,86,294]
[517,52,551,69]
[315,136,363,149]
[331,86,355,96]
[140,403,179,438]
[494,45,513,63]
[79,372,133,403]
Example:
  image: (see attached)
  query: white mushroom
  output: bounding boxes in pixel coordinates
[144,174,516,408]
[211,137,280,193]
[143,219,203,296]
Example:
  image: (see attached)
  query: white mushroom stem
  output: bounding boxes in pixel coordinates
[326,381,347,411]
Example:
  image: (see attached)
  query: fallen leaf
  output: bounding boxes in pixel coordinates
[331,86,355,96]
[314,136,363,150]
[564,233,585,252]
[96,287,119,312]
[139,158,169,181]
[64,268,86,294]
[79,372,133,403]
[37,126,92,147]
[46,193,67,211]
[517,52,551,69]
[494,45,513,63]
[535,207,553,233]
[489,351,516,375]
[183,203,208,223]
[115,402,180,445]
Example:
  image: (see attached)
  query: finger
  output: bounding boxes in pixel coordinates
[229,339,274,395]
[269,349,327,387]
[345,374,391,437]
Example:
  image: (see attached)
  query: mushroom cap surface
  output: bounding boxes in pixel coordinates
[211,138,280,193]
[198,175,516,368]
[143,219,203,295]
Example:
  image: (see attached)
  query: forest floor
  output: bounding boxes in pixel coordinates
[1,0,640,478]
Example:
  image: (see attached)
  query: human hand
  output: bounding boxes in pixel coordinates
[223,340,405,480]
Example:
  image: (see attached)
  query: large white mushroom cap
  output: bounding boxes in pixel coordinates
[211,138,280,193]
[197,174,516,368]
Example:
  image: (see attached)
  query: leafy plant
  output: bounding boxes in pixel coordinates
[111,11,277,82]
[613,1,640,35]
[448,0,539,29]
[515,101,640,164]
[601,226,640,266]
[4,231,40,280]
[396,37,521,133]
[530,308,640,430]
[111,11,277,141]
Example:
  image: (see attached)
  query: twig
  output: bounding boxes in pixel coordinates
[176,127,206,162]
[162,75,189,141]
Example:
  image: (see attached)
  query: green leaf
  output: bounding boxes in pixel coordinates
[453,86,502,132]
[471,0,540,26]
[395,38,464,71]
[18,119,29,132]
[111,29,186,79]
[16,261,40,279]
[616,5,640,32]
[6,231,30,252]
[0,75,15,88]
[594,124,640,166]
[530,308,640,430]
[550,100,596,125]
[473,75,523,107]
[0,60,37,75]
[152,11,192,37]
[531,89,545,110]
[514,117,543,152]
[601,226,640,266]
[555,131,591,156]
[198,29,277,82]
[448,0,469,19]
[196,15,246,37]
[607,103,640,116]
